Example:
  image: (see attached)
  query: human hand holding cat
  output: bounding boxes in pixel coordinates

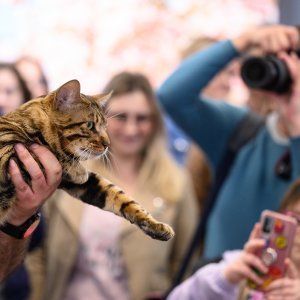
[7,144,62,226]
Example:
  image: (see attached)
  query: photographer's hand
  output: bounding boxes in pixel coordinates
[233,25,299,54]
[271,52,300,138]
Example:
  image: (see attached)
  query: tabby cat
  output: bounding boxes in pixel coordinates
[0,79,174,241]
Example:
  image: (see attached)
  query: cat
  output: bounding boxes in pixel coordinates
[0,79,174,241]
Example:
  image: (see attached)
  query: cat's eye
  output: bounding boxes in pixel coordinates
[86,121,95,130]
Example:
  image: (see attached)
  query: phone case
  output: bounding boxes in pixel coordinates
[248,210,297,291]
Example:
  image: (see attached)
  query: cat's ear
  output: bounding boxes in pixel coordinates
[94,90,113,110]
[55,79,81,112]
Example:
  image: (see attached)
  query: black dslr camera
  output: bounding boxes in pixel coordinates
[241,49,300,94]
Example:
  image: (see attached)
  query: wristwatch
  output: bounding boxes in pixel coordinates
[0,212,41,239]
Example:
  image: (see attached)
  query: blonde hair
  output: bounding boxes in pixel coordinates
[89,71,184,203]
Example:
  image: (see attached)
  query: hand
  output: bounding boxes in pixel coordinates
[7,143,62,225]
[265,258,300,300]
[267,52,300,137]
[223,223,268,285]
[233,25,299,54]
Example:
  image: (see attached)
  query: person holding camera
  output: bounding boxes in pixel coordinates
[157,25,300,261]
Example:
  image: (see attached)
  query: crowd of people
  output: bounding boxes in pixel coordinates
[0,23,300,300]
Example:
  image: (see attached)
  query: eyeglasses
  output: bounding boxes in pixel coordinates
[107,112,153,125]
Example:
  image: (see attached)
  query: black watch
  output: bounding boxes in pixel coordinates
[0,212,41,239]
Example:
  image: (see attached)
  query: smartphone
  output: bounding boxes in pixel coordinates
[248,210,297,291]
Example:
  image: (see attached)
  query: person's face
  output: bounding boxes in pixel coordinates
[286,201,300,267]
[202,60,240,101]
[0,69,24,115]
[16,60,47,98]
[106,91,154,158]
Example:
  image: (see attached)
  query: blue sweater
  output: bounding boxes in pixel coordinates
[157,40,300,258]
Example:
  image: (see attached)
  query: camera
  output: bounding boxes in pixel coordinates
[240,50,300,94]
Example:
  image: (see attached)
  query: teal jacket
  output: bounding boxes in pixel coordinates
[157,40,300,258]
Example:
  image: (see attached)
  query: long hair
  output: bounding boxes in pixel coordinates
[101,71,184,203]
[0,63,32,103]
[15,56,49,94]
[279,178,300,212]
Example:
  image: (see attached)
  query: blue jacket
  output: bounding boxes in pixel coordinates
[157,40,300,258]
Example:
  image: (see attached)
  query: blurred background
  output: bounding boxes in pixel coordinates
[0,0,287,105]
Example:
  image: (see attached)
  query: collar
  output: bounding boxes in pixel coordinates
[266,112,289,146]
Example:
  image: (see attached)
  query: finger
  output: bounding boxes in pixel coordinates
[266,286,295,298]
[9,159,33,195]
[267,294,293,300]
[29,144,62,186]
[278,52,300,83]
[277,33,292,51]
[266,277,292,291]
[269,35,286,53]
[239,264,263,285]
[286,26,300,49]
[243,252,268,274]
[15,143,45,182]
[285,258,299,279]
[244,238,265,254]
[248,223,262,240]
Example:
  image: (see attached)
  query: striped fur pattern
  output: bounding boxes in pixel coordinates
[0,80,174,241]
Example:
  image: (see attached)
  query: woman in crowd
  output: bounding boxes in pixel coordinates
[27,71,198,300]
[15,56,48,98]
[0,62,31,116]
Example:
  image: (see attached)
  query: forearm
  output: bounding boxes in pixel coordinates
[157,40,239,114]
[0,231,29,282]
[168,263,237,300]
[157,40,245,168]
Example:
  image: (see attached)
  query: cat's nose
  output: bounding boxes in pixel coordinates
[102,139,110,149]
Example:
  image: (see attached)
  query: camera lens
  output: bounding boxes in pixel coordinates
[241,55,291,93]
[262,216,273,234]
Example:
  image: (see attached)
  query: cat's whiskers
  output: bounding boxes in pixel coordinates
[104,149,121,176]
[106,112,123,120]
[99,148,112,170]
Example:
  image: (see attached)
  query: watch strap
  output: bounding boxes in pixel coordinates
[0,212,41,239]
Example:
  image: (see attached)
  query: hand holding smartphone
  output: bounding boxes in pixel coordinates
[248,210,297,291]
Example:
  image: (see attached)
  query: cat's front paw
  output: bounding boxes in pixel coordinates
[139,220,175,241]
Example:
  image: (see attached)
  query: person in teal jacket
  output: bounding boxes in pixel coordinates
[157,25,300,259]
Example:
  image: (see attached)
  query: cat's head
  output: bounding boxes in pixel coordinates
[47,79,111,160]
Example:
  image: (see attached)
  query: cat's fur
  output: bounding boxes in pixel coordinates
[0,80,174,241]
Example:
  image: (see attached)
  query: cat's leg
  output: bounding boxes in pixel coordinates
[62,162,88,184]
[59,172,175,241]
